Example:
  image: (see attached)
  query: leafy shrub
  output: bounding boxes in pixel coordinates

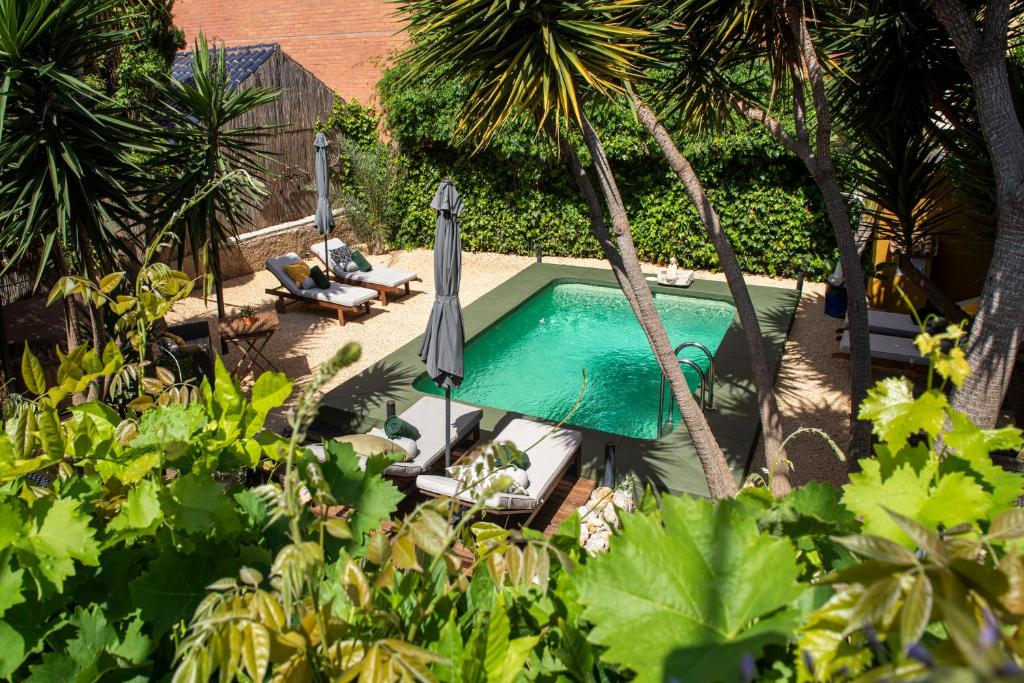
[372,63,840,279]
[330,136,406,254]
[3,262,1022,680]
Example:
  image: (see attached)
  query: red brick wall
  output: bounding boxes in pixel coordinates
[172,0,408,104]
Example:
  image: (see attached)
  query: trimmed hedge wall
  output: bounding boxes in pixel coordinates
[364,66,839,280]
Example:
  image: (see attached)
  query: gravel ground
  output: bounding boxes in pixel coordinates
[167,249,852,488]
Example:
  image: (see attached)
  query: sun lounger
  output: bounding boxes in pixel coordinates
[416,418,584,526]
[838,330,929,367]
[853,310,921,338]
[311,239,420,305]
[845,301,980,339]
[264,253,376,325]
[308,396,483,479]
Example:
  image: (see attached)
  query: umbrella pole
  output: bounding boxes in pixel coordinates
[324,234,332,282]
[444,385,452,468]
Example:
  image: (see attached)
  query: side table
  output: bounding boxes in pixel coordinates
[218,310,280,377]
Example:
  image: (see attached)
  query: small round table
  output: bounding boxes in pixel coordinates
[218,310,280,377]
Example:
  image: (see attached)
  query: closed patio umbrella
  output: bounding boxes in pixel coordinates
[418,179,464,467]
[313,133,334,277]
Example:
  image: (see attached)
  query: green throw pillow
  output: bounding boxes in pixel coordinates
[351,250,373,272]
[310,265,330,289]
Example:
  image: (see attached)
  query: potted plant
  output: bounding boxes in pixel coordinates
[239,304,258,326]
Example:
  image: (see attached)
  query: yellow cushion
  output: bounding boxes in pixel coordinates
[283,260,311,288]
[334,434,409,461]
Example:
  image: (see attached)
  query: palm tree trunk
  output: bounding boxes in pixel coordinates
[895,254,968,325]
[632,94,791,496]
[560,113,739,500]
[211,239,228,355]
[931,0,1024,428]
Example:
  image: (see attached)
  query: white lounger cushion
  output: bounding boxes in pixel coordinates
[306,396,483,478]
[840,330,928,366]
[311,239,417,289]
[417,418,583,512]
[844,309,920,337]
[266,253,376,307]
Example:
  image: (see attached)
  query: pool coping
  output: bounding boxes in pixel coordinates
[315,263,801,496]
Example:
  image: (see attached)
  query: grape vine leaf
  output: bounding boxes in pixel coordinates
[17,498,99,592]
[128,402,206,462]
[858,378,947,450]
[843,455,1002,547]
[108,479,163,539]
[129,548,237,637]
[164,473,240,538]
[320,441,403,553]
[575,495,804,683]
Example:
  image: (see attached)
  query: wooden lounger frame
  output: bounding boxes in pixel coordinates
[264,285,372,325]
[420,443,584,528]
[335,275,422,306]
[312,248,422,305]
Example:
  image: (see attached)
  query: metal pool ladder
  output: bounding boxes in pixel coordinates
[657,341,715,437]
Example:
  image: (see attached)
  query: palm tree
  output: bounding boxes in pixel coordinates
[397,0,739,499]
[656,0,875,462]
[0,0,150,354]
[150,35,279,330]
[928,0,1024,429]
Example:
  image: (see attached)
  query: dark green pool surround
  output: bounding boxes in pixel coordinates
[315,263,800,497]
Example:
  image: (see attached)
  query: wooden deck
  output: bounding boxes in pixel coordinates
[529,476,597,536]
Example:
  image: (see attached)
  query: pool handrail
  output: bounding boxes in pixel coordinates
[674,341,715,410]
[658,358,708,437]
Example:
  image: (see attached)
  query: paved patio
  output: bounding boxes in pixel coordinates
[166,248,854,488]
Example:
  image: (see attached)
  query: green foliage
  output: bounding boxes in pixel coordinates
[329,135,405,254]
[93,0,185,109]
[576,494,805,682]
[317,97,380,146]
[0,0,150,289]
[843,325,1022,548]
[396,0,646,145]
[4,264,1023,682]
[377,64,838,278]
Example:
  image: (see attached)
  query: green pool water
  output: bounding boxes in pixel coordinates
[414,281,736,439]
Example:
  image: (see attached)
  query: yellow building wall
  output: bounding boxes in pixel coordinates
[866,184,993,313]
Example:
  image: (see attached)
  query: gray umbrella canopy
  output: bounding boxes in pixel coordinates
[314,133,335,229]
[418,180,464,466]
[313,133,334,277]
[419,179,464,388]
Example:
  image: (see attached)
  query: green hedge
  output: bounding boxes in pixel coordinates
[361,66,839,279]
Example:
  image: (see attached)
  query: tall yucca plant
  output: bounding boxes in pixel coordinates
[150,35,279,325]
[0,0,150,352]
[397,0,740,499]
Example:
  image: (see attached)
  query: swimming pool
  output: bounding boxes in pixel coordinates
[413,281,736,439]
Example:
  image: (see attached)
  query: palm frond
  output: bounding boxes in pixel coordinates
[394,0,649,145]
